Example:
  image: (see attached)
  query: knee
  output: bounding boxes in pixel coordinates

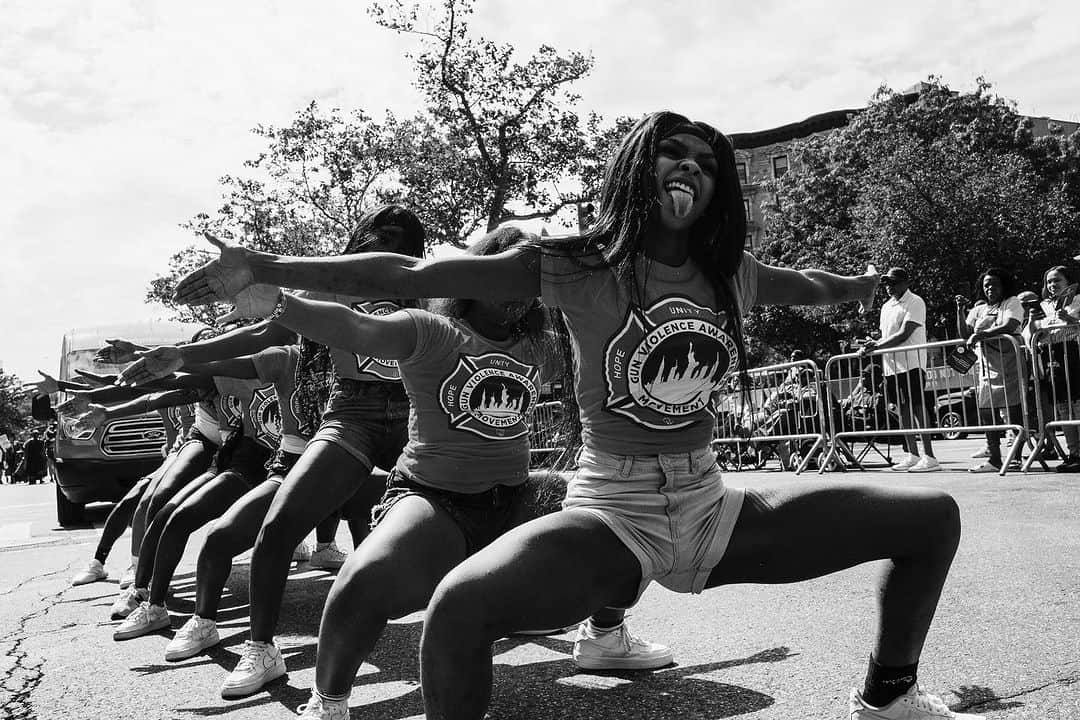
[204,522,243,557]
[425,571,495,640]
[255,511,303,552]
[922,491,961,549]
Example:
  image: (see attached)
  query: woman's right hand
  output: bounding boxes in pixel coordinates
[56,393,90,416]
[954,294,969,309]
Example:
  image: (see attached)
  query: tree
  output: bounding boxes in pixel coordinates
[750,77,1080,363]
[0,371,30,441]
[370,0,597,231]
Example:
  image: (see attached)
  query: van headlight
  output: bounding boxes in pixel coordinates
[60,416,95,441]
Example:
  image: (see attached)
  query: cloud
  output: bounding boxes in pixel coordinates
[1,0,1079,379]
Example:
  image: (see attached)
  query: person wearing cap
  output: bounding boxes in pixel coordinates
[859,267,940,472]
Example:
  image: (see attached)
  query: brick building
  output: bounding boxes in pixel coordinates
[730,84,1080,250]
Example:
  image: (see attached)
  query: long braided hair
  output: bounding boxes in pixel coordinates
[292,205,427,436]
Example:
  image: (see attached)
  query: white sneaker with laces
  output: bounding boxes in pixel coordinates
[220,640,286,698]
[119,562,137,589]
[71,559,108,586]
[849,684,985,719]
[309,542,348,570]
[296,692,349,719]
[908,456,941,473]
[114,602,171,641]
[970,448,989,459]
[890,454,919,472]
[572,621,673,670]
[165,616,220,661]
[968,461,1000,474]
[110,586,147,620]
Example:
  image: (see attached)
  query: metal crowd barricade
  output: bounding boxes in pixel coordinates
[528,400,565,461]
[820,337,1033,476]
[710,359,828,475]
[1024,326,1080,470]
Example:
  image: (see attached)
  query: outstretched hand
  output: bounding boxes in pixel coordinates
[23,370,59,396]
[118,346,183,386]
[173,232,256,306]
[73,405,108,433]
[856,264,880,315]
[56,392,91,416]
[94,338,147,365]
[217,285,282,324]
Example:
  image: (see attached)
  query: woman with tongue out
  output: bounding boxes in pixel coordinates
[174,111,980,720]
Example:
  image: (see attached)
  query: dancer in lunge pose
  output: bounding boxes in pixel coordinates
[176,111,982,720]
[205,227,669,719]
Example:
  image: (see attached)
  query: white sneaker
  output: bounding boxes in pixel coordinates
[908,456,941,473]
[970,448,989,459]
[114,602,170,641]
[110,586,147,620]
[165,616,220,661]
[889,454,919,472]
[220,640,286,698]
[119,562,137,590]
[849,684,985,719]
[968,461,1000,474]
[292,541,312,562]
[572,621,673,670]
[296,692,349,719]
[309,542,348,570]
[71,559,108,586]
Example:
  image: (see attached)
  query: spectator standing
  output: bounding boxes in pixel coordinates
[22,433,48,484]
[860,267,939,472]
[955,267,1025,473]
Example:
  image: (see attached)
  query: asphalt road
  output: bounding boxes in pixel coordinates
[1,438,1078,719]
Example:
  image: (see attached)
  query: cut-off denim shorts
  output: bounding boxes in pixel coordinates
[563,445,745,603]
[311,379,410,473]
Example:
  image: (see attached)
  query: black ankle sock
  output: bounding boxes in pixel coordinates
[861,655,918,707]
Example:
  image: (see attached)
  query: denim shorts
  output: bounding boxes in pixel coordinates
[212,435,274,489]
[563,446,745,603]
[265,450,302,484]
[181,426,220,450]
[371,469,526,556]
[311,379,409,472]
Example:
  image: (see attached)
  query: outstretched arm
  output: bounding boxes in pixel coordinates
[241,291,419,360]
[755,263,879,312]
[174,233,540,305]
[73,389,202,432]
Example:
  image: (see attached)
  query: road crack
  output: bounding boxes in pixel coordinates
[0,563,76,719]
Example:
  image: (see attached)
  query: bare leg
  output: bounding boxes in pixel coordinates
[134,470,217,590]
[421,511,640,720]
[195,481,279,620]
[148,472,251,607]
[131,440,215,558]
[94,478,149,565]
[315,496,467,696]
[248,441,373,643]
[705,481,960,667]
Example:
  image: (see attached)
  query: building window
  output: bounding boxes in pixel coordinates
[735,161,747,184]
[772,154,789,178]
[743,198,752,220]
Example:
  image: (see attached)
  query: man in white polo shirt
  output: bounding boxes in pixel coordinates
[860,267,940,472]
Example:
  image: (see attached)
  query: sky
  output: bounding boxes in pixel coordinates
[2,0,1079,381]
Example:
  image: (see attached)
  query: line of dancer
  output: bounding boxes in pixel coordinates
[168,110,982,720]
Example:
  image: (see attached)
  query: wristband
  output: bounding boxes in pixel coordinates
[267,290,288,321]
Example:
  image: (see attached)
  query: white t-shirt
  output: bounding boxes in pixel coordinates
[1030,296,1080,342]
[966,296,1024,361]
[879,290,927,376]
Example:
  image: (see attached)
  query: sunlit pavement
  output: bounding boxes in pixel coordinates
[1,437,1077,719]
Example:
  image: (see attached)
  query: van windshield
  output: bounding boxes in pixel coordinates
[61,349,121,382]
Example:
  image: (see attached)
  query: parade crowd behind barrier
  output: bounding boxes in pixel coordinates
[700,328,1080,476]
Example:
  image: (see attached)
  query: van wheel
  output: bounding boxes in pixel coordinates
[56,482,86,527]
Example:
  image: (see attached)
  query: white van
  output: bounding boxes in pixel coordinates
[47,320,201,525]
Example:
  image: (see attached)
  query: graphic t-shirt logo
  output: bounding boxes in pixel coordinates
[604,297,740,430]
[352,301,402,381]
[439,352,540,440]
[166,406,185,433]
[248,384,281,449]
[217,394,244,431]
